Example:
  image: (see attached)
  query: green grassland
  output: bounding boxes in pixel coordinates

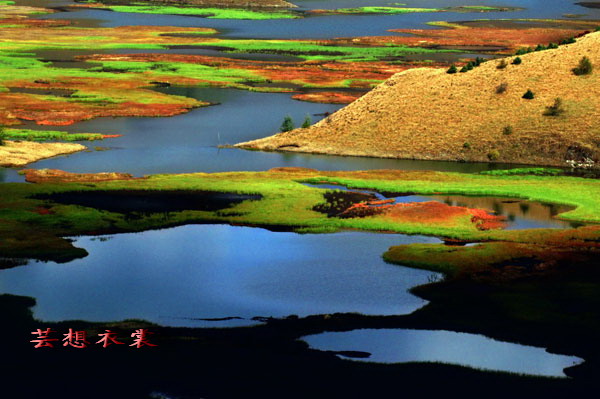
[105,5,299,19]
[3,128,105,142]
[1,169,599,263]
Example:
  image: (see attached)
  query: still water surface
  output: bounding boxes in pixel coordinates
[0,225,441,327]
[302,328,583,377]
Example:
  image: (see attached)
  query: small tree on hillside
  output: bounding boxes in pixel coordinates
[447,64,457,74]
[572,56,593,76]
[543,98,566,116]
[522,89,535,100]
[0,126,6,146]
[280,115,294,132]
[301,114,312,128]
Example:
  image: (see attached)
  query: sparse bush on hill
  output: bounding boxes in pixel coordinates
[544,98,566,116]
[560,37,576,45]
[460,65,468,73]
[548,43,559,49]
[301,114,312,128]
[535,44,547,51]
[280,115,294,132]
[447,64,457,74]
[0,127,5,146]
[496,82,508,94]
[496,59,508,69]
[463,142,471,149]
[512,57,522,65]
[572,56,593,75]
[487,150,500,161]
[503,126,513,135]
[522,89,535,99]
[515,47,530,55]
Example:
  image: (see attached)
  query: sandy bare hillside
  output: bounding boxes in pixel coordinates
[237,32,600,168]
[0,141,86,167]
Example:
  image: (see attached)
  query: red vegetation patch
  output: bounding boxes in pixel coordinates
[0,17,71,28]
[33,206,54,215]
[469,208,507,230]
[0,91,197,127]
[81,53,409,90]
[23,169,138,183]
[339,200,506,230]
[348,23,595,53]
[292,92,363,104]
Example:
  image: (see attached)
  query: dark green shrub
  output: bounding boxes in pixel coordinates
[487,150,500,161]
[503,125,513,135]
[447,64,457,74]
[496,59,508,69]
[463,142,471,149]
[535,44,546,51]
[512,57,522,65]
[0,127,5,146]
[560,37,576,45]
[460,66,468,73]
[496,82,508,94]
[515,48,528,55]
[572,56,593,76]
[301,114,312,128]
[466,62,474,71]
[548,43,559,49]
[280,115,294,132]
[522,89,535,100]
[543,98,566,116]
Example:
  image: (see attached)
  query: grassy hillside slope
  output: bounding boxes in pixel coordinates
[237,31,600,168]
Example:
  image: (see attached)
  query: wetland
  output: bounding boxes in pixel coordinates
[1,1,600,398]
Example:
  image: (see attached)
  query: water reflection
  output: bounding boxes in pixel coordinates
[301,328,583,377]
[0,225,441,327]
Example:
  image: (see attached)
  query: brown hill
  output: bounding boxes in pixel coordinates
[237,32,600,168]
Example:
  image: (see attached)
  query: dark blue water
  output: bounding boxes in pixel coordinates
[35,1,600,39]
[0,87,520,182]
[301,328,583,377]
[0,225,441,327]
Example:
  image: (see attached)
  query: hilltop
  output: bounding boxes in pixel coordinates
[237,31,600,168]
